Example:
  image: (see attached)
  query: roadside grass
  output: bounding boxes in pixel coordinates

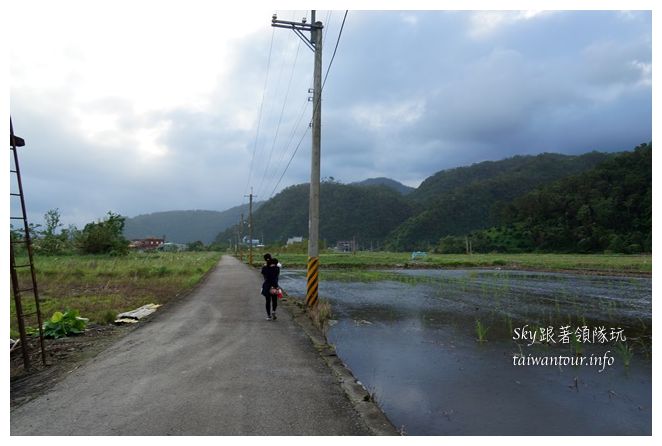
[10,251,222,335]
[252,251,651,274]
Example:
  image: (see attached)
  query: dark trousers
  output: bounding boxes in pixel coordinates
[264,294,277,316]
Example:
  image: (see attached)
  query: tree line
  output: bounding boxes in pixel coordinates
[11,210,131,256]
[11,210,213,256]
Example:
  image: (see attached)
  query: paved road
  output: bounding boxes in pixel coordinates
[11,256,372,435]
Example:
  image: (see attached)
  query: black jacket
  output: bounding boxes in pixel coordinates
[260,265,280,297]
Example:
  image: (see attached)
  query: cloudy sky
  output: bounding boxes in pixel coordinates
[7,1,654,229]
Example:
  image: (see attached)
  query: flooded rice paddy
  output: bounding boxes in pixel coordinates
[279,268,651,435]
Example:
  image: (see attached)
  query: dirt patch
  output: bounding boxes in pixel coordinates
[10,323,137,408]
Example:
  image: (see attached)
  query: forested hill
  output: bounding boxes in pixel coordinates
[123,205,260,244]
[383,151,615,250]
[214,182,414,248]
[448,143,651,254]
[213,149,625,249]
[351,177,415,195]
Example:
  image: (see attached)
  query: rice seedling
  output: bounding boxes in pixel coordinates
[475,319,489,342]
[504,315,514,337]
[569,331,583,358]
[614,342,634,369]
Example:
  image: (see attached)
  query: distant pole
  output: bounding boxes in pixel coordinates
[272,10,323,307]
[245,189,255,265]
[239,213,244,261]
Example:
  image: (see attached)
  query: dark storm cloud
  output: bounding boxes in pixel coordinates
[9,9,653,228]
[315,10,651,184]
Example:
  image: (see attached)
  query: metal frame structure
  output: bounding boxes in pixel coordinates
[10,118,47,370]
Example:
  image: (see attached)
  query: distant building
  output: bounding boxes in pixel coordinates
[287,236,304,245]
[158,242,188,252]
[129,237,165,250]
[242,236,262,247]
[335,240,355,253]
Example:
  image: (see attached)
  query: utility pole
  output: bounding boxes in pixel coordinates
[272,11,323,307]
[245,189,255,266]
[239,213,244,261]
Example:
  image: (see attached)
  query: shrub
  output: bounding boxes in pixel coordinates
[77,212,129,255]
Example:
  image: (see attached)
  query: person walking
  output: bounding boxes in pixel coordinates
[260,257,280,320]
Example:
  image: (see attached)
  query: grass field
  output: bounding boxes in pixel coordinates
[10,252,222,336]
[249,251,651,275]
[10,250,650,337]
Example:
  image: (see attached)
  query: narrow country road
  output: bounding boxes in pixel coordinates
[10,256,372,435]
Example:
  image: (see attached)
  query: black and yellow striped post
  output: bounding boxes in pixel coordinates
[305,256,320,307]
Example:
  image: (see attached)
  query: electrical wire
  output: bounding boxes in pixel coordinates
[256,39,302,198]
[322,10,347,91]
[264,11,349,199]
[245,28,276,196]
[270,124,311,198]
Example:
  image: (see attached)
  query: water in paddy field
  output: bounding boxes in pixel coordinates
[279,269,652,435]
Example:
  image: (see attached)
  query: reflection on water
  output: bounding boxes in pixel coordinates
[279,269,652,435]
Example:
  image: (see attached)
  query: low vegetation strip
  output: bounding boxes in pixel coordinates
[251,252,651,275]
[10,252,222,336]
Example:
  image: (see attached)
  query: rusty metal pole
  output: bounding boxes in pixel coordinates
[9,118,47,367]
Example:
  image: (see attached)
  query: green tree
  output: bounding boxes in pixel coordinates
[37,208,69,255]
[187,240,206,251]
[77,211,129,255]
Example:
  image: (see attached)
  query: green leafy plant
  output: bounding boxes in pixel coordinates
[43,310,88,339]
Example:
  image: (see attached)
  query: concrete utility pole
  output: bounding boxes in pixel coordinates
[245,190,255,265]
[239,213,245,261]
[272,11,323,307]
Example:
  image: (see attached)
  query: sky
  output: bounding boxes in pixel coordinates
[5,1,655,230]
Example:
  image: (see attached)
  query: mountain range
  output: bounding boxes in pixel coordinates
[123,204,262,244]
[125,144,651,253]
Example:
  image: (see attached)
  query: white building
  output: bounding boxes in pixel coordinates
[286,236,304,245]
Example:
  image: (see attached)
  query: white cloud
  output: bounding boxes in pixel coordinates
[6,8,652,228]
[468,10,549,39]
[351,99,425,130]
[9,0,268,160]
[401,14,419,25]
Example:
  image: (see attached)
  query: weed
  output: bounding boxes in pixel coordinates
[101,310,118,325]
[10,252,221,331]
[308,298,333,333]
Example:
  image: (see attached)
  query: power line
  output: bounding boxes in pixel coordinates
[266,11,348,198]
[269,94,311,196]
[256,38,302,198]
[270,122,311,198]
[323,10,348,90]
[323,10,332,46]
[245,28,276,196]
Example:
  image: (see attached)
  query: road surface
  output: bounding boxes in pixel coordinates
[11,255,376,435]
